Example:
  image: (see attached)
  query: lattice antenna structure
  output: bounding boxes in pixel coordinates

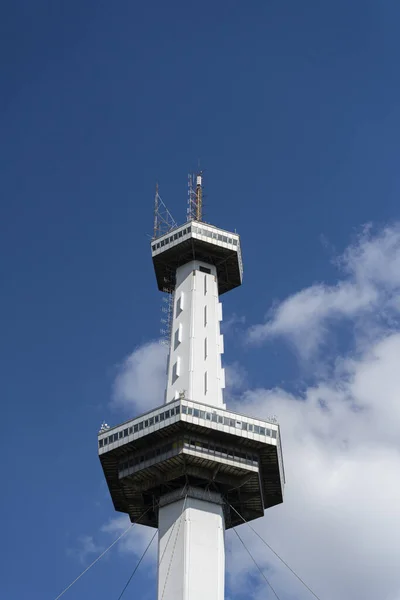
[187,172,203,222]
[152,184,177,343]
[160,289,175,346]
[153,184,178,240]
[159,267,175,346]
[187,173,195,221]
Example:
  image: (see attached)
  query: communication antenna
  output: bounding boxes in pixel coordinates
[152,183,177,344]
[153,184,178,239]
[187,171,203,222]
[159,263,175,346]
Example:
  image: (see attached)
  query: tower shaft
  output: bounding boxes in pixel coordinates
[160,258,226,597]
[165,261,225,407]
[158,490,225,600]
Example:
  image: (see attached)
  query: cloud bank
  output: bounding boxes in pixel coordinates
[247,225,400,360]
[112,341,167,413]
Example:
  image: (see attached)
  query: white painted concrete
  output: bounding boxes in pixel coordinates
[158,493,225,600]
[165,260,225,408]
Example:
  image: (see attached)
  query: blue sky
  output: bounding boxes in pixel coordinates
[2,2,400,599]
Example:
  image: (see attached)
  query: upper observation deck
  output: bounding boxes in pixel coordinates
[151,220,243,295]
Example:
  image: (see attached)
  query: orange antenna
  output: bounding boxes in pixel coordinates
[187,170,203,222]
[195,172,203,221]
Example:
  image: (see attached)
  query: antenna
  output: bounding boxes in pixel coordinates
[153,184,178,240]
[187,171,203,222]
[153,183,159,239]
[159,279,174,346]
[187,173,195,222]
[195,172,203,221]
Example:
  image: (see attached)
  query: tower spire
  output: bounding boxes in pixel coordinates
[195,171,203,221]
[187,170,204,222]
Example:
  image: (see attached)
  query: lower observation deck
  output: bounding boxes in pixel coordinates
[99,398,284,529]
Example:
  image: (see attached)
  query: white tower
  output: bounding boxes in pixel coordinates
[99,175,284,599]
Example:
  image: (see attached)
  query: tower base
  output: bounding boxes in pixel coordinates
[158,487,225,600]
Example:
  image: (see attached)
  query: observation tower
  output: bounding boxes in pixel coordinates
[98,174,284,600]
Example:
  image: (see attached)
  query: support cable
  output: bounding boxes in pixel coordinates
[53,507,152,600]
[116,529,157,600]
[160,494,188,600]
[229,503,322,600]
[233,528,282,600]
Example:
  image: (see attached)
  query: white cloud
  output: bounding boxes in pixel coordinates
[112,341,167,413]
[102,515,157,563]
[221,313,246,335]
[247,225,400,359]
[225,332,400,599]
[68,535,103,564]
[226,224,400,599]
[224,361,248,395]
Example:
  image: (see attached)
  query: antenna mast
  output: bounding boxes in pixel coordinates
[187,171,203,222]
[195,172,203,221]
[153,183,159,239]
[153,184,178,239]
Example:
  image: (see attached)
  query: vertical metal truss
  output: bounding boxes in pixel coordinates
[152,184,177,346]
[187,172,203,222]
[187,173,196,222]
[160,269,175,346]
[153,184,178,240]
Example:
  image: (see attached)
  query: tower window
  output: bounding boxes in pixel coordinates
[204,305,207,327]
[204,337,207,360]
[176,294,184,317]
[199,266,211,274]
[204,371,208,394]
[174,324,182,349]
[172,357,180,383]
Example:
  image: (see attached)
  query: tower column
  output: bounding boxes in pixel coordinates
[158,488,225,600]
[165,260,225,407]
